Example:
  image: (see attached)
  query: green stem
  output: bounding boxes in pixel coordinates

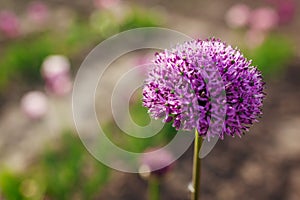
[191,129,203,200]
[148,176,160,200]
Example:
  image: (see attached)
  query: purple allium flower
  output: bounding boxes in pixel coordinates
[143,38,265,139]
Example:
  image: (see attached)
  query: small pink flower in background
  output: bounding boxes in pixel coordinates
[249,7,278,32]
[41,55,72,96]
[225,4,251,28]
[27,1,49,24]
[139,148,174,178]
[93,0,120,9]
[21,91,48,120]
[265,0,296,24]
[41,55,70,80]
[45,75,72,96]
[245,29,266,49]
[277,0,296,24]
[0,11,20,38]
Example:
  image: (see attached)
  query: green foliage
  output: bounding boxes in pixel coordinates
[247,35,294,77]
[129,93,151,126]
[0,132,110,200]
[120,7,162,31]
[0,100,175,199]
[103,97,177,153]
[0,171,24,200]
[104,120,177,153]
[39,132,110,200]
[0,35,54,89]
[89,11,119,38]
[64,21,103,55]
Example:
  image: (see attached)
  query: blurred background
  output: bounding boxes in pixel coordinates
[0,0,299,199]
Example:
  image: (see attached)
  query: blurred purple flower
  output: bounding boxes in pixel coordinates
[139,148,174,178]
[41,55,72,96]
[225,4,251,28]
[27,1,49,25]
[143,38,265,139]
[276,0,296,24]
[45,75,72,96]
[41,55,70,80]
[265,0,296,24]
[0,10,20,38]
[249,7,278,31]
[21,91,48,120]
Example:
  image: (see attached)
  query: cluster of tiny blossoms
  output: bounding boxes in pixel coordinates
[143,38,265,139]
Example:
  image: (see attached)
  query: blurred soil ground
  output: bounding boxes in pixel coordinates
[0,0,300,199]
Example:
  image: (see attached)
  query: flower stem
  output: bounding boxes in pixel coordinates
[191,129,203,200]
[148,176,160,200]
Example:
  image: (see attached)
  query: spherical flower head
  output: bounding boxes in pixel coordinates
[139,148,174,178]
[27,1,49,24]
[41,55,72,96]
[265,0,296,24]
[276,0,296,24]
[143,38,265,139]
[225,3,251,29]
[249,7,278,31]
[0,11,20,38]
[21,91,48,120]
[45,75,72,96]
[41,55,70,80]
